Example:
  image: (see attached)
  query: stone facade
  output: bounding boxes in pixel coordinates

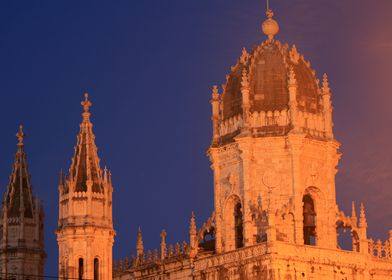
[56,94,115,280]
[0,126,45,279]
[112,8,392,280]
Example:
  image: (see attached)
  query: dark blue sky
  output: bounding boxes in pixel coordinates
[0,0,391,276]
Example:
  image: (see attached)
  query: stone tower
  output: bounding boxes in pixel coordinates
[0,126,45,278]
[208,8,341,253]
[56,94,115,280]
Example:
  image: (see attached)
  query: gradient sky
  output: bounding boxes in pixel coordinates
[0,0,391,276]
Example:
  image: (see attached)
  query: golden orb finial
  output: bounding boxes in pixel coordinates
[262,8,279,41]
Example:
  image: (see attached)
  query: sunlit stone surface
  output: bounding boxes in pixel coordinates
[110,8,392,280]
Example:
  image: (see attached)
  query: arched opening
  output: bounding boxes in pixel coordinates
[94,258,99,280]
[234,202,244,249]
[62,257,69,280]
[303,194,316,245]
[336,221,360,252]
[224,195,244,251]
[78,258,84,280]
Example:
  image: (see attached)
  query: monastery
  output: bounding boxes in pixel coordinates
[0,5,391,280]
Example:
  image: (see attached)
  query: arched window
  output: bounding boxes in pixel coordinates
[94,258,99,280]
[303,194,316,245]
[234,202,244,249]
[78,258,84,280]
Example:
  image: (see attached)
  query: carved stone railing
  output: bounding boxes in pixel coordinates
[113,241,189,276]
[219,114,243,136]
[297,111,325,138]
[368,239,392,259]
[218,109,328,138]
[194,242,268,271]
[250,109,289,128]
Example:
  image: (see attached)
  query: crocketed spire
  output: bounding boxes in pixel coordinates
[68,93,103,193]
[3,125,35,218]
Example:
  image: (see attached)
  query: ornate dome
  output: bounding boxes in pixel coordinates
[211,10,332,146]
[222,42,322,120]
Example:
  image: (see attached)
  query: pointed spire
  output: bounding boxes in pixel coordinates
[359,202,368,228]
[68,94,104,193]
[190,211,196,236]
[59,169,64,186]
[189,212,198,258]
[160,229,167,260]
[351,201,357,226]
[4,126,35,219]
[136,227,144,258]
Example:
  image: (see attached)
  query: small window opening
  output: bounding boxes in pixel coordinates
[78,258,84,280]
[303,194,316,245]
[94,258,99,280]
[234,202,244,248]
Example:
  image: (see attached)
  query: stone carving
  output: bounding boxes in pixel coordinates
[262,168,280,189]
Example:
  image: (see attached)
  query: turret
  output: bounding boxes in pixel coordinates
[56,93,115,280]
[0,125,45,277]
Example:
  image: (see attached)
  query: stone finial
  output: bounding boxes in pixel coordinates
[153,248,159,262]
[160,229,167,260]
[147,250,153,263]
[182,241,188,253]
[288,66,297,87]
[103,166,108,183]
[322,73,331,95]
[59,169,64,186]
[168,244,174,256]
[136,227,144,258]
[16,125,25,147]
[189,212,198,258]
[81,92,92,122]
[124,257,129,269]
[359,203,367,228]
[175,242,181,255]
[241,68,250,90]
[190,211,197,236]
[351,201,357,226]
[289,45,300,64]
[240,47,249,64]
[262,9,279,41]
[211,85,221,143]
[81,92,92,113]
[211,85,219,102]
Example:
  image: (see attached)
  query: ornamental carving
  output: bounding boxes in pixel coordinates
[262,168,280,189]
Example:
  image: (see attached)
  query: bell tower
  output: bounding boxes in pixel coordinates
[56,94,115,280]
[208,9,341,254]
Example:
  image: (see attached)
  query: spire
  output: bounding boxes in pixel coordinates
[359,202,368,228]
[351,201,357,226]
[68,93,104,193]
[190,211,197,236]
[136,227,144,258]
[4,125,35,218]
[189,212,198,258]
[160,229,167,260]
